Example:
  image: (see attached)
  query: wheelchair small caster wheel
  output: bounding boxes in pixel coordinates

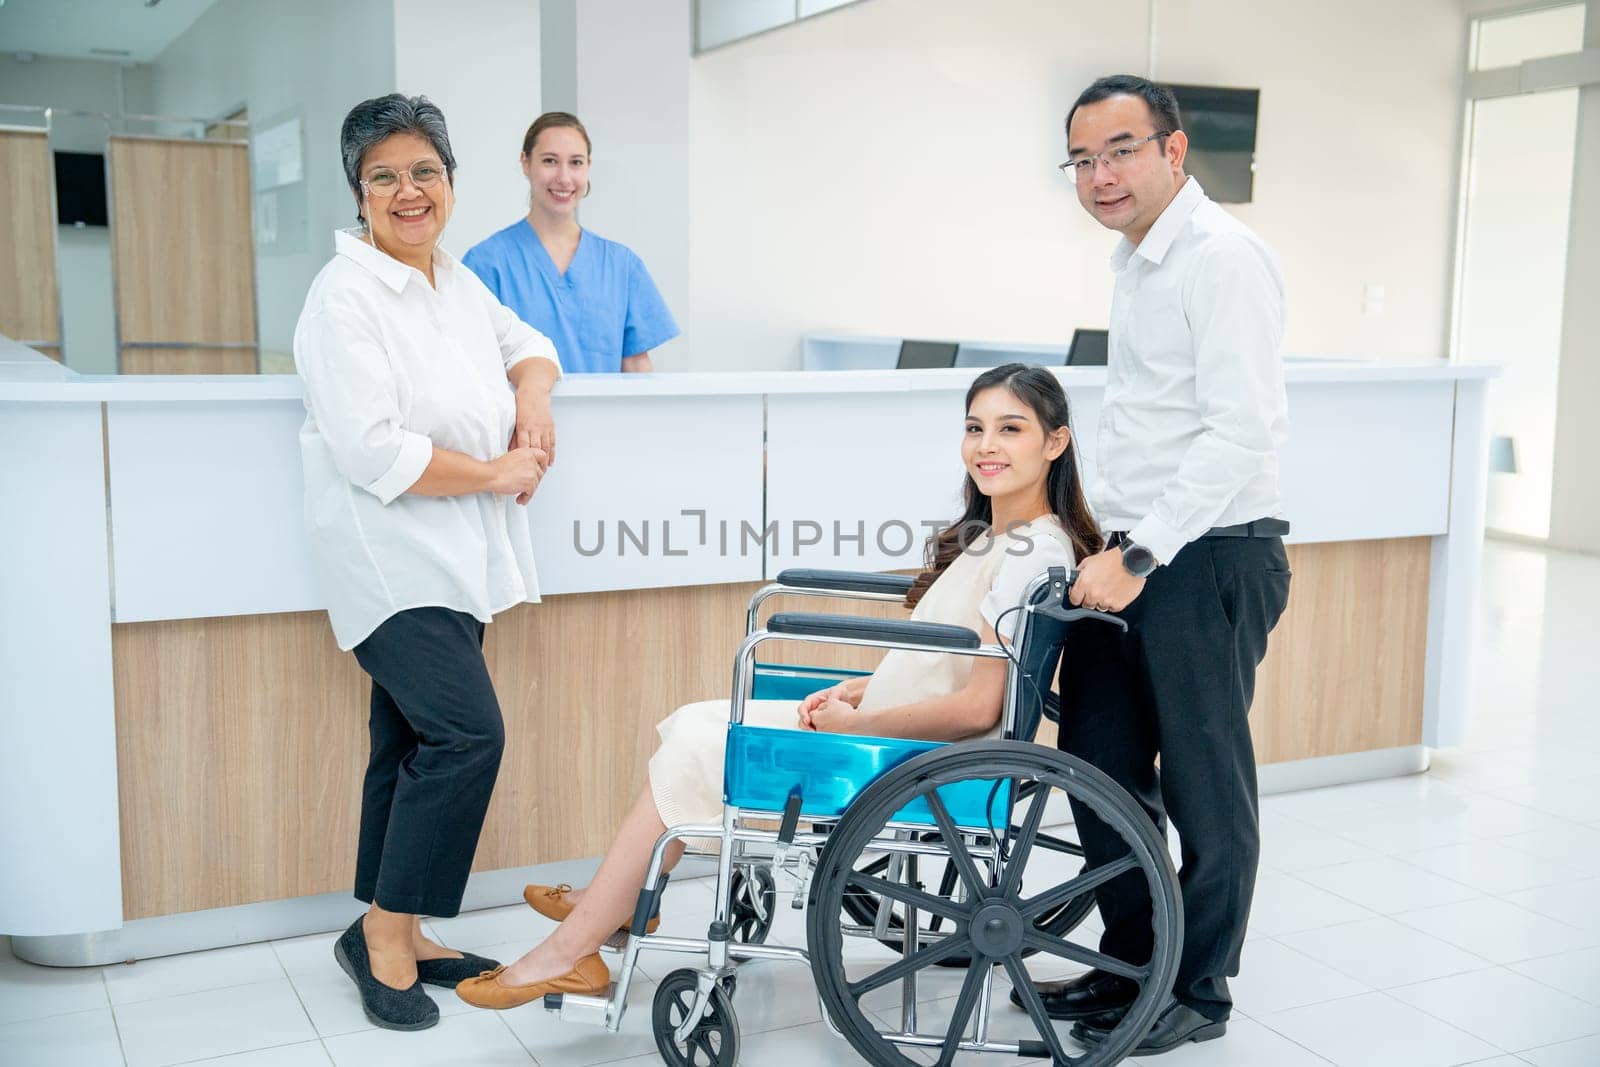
[729,865,777,945]
[652,968,739,1066]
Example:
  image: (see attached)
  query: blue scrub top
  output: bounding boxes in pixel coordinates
[462,220,679,374]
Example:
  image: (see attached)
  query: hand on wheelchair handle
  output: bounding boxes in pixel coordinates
[1065,546,1146,614]
[1037,563,1131,631]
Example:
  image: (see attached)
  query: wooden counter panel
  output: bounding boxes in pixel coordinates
[114,583,825,919]
[1034,539,1430,759]
[119,347,258,375]
[1250,538,1431,763]
[113,538,1428,919]
[0,130,60,347]
[113,612,368,920]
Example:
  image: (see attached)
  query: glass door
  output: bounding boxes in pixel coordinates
[1453,2,1587,540]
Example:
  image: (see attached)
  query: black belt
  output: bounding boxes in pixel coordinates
[1108,518,1289,545]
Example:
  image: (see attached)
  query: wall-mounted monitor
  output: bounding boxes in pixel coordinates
[1167,84,1259,204]
[55,151,109,227]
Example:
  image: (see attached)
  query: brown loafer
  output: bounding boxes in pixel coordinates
[455,953,610,1010]
[523,883,660,935]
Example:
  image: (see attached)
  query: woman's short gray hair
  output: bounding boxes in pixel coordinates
[340,94,456,218]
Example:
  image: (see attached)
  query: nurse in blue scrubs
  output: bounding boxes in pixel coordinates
[463,112,678,373]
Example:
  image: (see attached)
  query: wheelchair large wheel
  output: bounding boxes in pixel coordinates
[807,742,1181,1066]
[652,969,739,1067]
[840,805,1097,964]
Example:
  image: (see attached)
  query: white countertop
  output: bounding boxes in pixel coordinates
[0,357,1499,403]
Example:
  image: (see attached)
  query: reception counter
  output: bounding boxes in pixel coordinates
[0,345,1495,965]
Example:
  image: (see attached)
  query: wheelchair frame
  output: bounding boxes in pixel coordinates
[542,568,1182,1066]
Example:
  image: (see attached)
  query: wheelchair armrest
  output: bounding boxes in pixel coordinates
[774,569,915,597]
[766,612,980,650]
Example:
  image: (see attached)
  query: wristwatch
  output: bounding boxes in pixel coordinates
[1119,539,1159,578]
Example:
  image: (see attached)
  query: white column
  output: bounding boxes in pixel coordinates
[540,0,577,113]
[1424,379,1492,749]
[0,401,122,936]
[571,0,692,368]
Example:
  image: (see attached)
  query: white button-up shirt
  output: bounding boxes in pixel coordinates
[294,230,562,650]
[1092,178,1289,566]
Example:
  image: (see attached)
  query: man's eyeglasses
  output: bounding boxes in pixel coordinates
[1059,132,1170,182]
[361,159,446,197]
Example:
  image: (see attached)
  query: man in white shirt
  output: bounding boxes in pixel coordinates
[1014,76,1292,1055]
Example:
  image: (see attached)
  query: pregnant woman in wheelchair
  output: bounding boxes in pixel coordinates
[458,362,1102,1008]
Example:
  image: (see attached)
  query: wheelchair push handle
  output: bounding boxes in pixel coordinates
[1033,565,1130,631]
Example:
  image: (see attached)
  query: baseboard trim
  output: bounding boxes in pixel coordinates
[11,858,581,967]
[1258,745,1430,794]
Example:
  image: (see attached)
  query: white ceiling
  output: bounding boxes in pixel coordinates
[0,0,220,63]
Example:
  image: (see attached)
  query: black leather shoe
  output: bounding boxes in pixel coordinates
[1072,1001,1226,1057]
[1007,968,1139,1021]
[415,951,501,988]
[334,918,440,1031]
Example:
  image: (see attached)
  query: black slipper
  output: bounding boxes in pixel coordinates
[334,918,440,1031]
[415,951,501,988]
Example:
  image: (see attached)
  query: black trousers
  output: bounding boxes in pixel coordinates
[350,606,505,918]
[1057,536,1290,1021]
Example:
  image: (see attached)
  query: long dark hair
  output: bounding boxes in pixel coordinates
[905,364,1102,609]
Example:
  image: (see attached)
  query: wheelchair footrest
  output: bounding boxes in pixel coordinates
[543,987,613,1025]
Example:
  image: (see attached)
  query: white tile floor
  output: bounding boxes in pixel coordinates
[4,539,1598,1066]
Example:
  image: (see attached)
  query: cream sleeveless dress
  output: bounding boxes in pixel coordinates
[648,516,1077,829]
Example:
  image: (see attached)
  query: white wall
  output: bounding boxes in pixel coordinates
[0,54,129,149]
[393,0,542,260]
[127,0,397,364]
[687,0,1467,370]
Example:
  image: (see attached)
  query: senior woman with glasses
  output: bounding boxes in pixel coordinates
[293,93,562,1031]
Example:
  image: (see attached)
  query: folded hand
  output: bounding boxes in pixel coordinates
[798,696,854,733]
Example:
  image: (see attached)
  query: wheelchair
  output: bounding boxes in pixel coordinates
[541,566,1184,1066]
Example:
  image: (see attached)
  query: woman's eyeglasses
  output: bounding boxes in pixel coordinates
[361,160,446,197]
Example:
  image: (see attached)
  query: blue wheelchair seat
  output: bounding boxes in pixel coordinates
[723,724,1011,828]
